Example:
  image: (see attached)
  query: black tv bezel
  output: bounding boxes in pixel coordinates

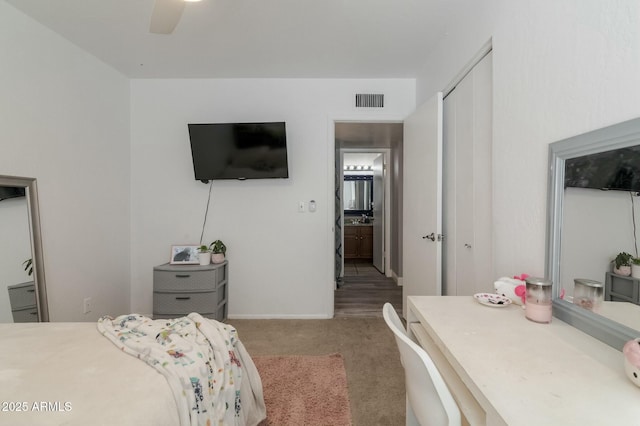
[188,121,289,182]
[0,186,26,202]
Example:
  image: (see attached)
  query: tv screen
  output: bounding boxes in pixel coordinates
[565,145,640,192]
[0,186,26,202]
[188,122,289,181]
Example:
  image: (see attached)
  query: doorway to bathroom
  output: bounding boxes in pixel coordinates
[333,122,403,316]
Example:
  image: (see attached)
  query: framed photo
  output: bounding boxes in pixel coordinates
[169,245,200,265]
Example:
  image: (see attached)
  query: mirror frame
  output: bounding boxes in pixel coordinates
[547,118,640,350]
[0,175,49,322]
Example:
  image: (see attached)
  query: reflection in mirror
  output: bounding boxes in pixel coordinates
[343,175,373,214]
[0,176,48,322]
[547,118,640,350]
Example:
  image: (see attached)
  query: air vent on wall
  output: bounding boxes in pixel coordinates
[355,93,384,108]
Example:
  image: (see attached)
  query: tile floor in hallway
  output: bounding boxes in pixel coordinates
[334,260,403,317]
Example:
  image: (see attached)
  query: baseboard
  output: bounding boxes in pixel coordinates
[392,271,403,286]
[228,313,333,320]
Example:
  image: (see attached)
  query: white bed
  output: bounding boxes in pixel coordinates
[0,318,265,425]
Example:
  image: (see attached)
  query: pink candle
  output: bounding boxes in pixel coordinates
[525,303,552,323]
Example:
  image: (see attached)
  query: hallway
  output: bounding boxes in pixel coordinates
[334,260,402,317]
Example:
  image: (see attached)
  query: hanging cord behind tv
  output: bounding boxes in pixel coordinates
[631,191,638,258]
[199,180,214,245]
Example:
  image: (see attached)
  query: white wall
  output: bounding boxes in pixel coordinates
[561,188,640,297]
[0,2,131,321]
[130,79,415,318]
[417,0,640,278]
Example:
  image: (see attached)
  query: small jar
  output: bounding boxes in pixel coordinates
[573,278,603,313]
[525,277,553,323]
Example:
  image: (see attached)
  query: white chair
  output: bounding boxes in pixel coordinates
[383,303,461,426]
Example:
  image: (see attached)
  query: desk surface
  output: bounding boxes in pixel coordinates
[407,296,640,426]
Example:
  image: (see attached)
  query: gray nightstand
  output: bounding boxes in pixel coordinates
[153,261,227,321]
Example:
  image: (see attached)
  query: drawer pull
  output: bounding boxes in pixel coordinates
[175,296,191,301]
[27,289,35,293]
[175,274,191,278]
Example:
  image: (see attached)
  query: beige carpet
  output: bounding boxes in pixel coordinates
[254,353,352,426]
[231,318,405,425]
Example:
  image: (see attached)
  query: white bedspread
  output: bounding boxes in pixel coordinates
[0,322,179,425]
[0,318,266,426]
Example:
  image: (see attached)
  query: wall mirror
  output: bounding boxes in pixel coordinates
[343,175,373,215]
[547,117,640,350]
[0,175,48,322]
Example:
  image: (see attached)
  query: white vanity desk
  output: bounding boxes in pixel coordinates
[407,296,640,426]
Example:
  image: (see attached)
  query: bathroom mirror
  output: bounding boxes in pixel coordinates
[0,175,48,322]
[547,118,640,350]
[343,175,373,215]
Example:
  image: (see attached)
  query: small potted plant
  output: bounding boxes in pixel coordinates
[197,245,211,266]
[613,252,633,276]
[210,240,226,264]
[632,257,640,279]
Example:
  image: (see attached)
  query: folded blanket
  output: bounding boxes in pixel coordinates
[97,313,266,426]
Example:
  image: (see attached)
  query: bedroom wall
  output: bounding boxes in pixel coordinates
[0,2,131,321]
[416,0,640,278]
[129,79,415,318]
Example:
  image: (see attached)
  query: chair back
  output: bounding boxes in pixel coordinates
[383,303,461,426]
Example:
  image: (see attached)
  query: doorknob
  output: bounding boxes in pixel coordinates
[465,243,472,248]
[422,233,444,242]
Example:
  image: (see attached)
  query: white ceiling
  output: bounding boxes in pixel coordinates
[5,0,465,79]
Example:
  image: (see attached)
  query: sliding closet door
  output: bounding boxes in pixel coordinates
[443,51,493,296]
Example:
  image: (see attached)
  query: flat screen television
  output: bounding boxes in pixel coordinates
[565,145,640,192]
[0,186,26,201]
[188,122,289,181]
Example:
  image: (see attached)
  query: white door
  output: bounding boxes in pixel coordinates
[402,92,444,317]
[443,51,493,296]
[372,154,384,272]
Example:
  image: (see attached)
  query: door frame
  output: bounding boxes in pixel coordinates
[340,148,391,277]
[326,115,405,318]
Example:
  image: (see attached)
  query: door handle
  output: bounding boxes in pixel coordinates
[422,233,444,242]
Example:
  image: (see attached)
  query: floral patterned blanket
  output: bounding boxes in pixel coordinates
[97,313,266,426]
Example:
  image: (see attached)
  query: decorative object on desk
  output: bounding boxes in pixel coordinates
[524,277,553,323]
[493,275,527,305]
[197,245,211,266]
[474,293,512,307]
[632,257,640,279]
[613,252,633,276]
[169,244,199,265]
[623,338,640,388]
[573,278,603,312]
[210,239,226,264]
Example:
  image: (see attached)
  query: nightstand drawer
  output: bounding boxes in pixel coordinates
[153,291,217,315]
[153,269,217,292]
[8,281,37,310]
[12,306,38,323]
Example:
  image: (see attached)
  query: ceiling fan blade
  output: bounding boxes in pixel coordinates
[149,0,186,34]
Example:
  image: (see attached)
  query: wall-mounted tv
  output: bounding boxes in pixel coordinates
[565,145,640,192]
[0,186,26,202]
[188,122,289,182]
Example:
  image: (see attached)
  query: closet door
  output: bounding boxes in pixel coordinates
[443,51,493,296]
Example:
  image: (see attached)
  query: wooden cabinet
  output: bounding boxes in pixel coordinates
[344,225,373,260]
[153,261,228,321]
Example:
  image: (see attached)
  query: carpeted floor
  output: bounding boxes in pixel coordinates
[231,317,405,426]
[254,353,352,425]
